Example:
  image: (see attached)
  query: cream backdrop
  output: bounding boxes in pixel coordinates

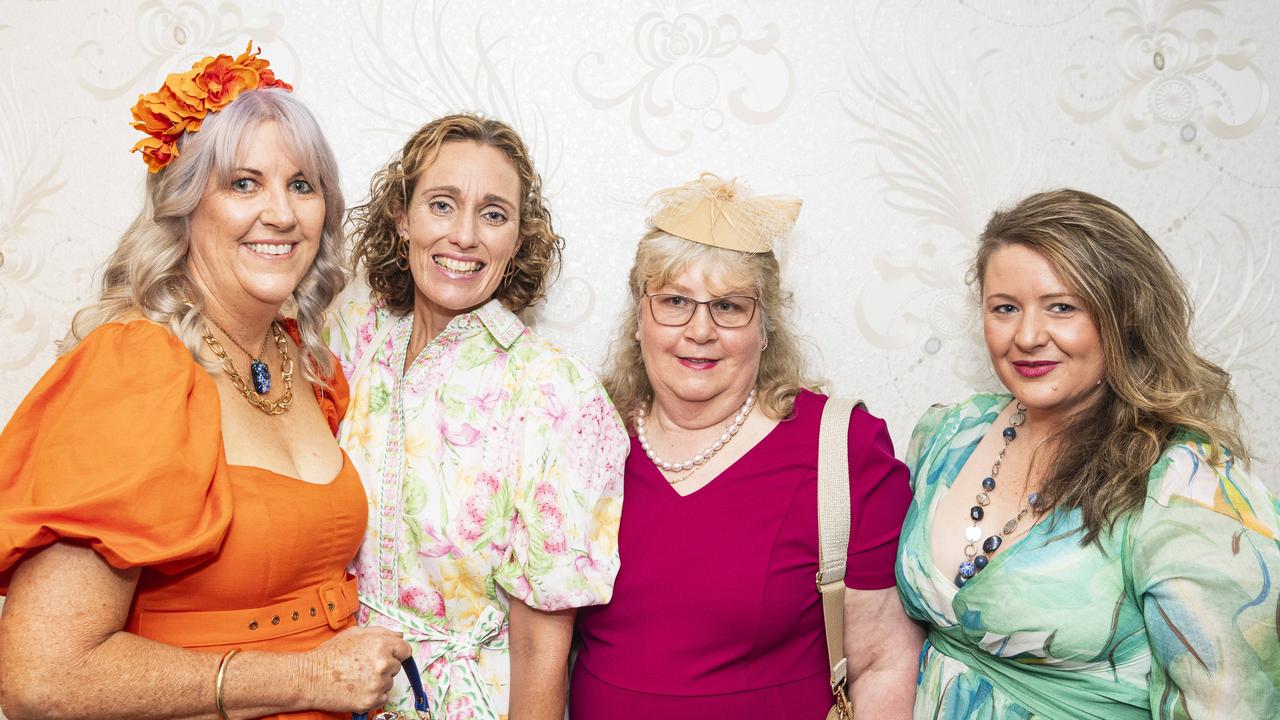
[0,0,1278,649]
[7,0,1277,460]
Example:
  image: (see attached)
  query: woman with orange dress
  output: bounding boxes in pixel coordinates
[0,45,409,719]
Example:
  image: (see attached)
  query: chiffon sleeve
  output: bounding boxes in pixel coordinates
[493,353,628,611]
[1127,441,1280,719]
[0,320,233,591]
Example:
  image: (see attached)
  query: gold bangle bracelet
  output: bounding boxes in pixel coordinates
[215,648,241,720]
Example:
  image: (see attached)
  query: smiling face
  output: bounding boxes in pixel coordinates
[397,140,522,333]
[186,120,325,315]
[983,243,1106,420]
[638,263,764,409]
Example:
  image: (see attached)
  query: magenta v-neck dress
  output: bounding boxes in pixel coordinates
[571,391,911,719]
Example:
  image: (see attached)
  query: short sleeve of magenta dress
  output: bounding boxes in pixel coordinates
[0,320,367,718]
[572,390,911,720]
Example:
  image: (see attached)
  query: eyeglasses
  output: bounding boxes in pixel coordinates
[645,293,759,328]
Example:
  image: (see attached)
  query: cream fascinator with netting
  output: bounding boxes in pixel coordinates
[650,172,802,253]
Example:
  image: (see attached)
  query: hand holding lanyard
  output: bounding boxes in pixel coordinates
[354,656,431,720]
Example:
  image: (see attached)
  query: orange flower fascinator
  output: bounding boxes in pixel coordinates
[129,41,292,172]
[650,172,802,253]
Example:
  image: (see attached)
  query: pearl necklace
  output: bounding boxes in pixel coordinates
[636,388,757,477]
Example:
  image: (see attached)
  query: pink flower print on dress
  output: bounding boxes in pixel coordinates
[510,574,534,600]
[437,417,482,448]
[357,317,375,348]
[419,526,464,559]
[570,394,624,490]
[574,545,606,574]
[453,474,499,542]
[445,695,477,720]
[399,586,447,618]
[470,387,506,414]
[537,382,570,429]
[476,471,500,494]
[544,531,568,555]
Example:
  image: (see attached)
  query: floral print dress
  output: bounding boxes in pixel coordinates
[329,297,628,720]
[896,393,1280,720]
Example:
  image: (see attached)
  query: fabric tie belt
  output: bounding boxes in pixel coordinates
[132,576,359,648]
[363,596,509,719]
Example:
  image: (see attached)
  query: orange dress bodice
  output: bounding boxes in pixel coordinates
[0,319,366,720]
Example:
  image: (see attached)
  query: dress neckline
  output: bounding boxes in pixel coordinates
[920,397,1055,594]
[227,450,353,487]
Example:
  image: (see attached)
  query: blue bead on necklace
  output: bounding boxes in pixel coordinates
[955,402,1043,588]
[205,317,273,395]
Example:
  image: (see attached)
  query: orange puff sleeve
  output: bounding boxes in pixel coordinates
[0,320,233,592]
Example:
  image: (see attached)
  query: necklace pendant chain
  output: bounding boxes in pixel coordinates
[201,319,295,416]
[954,402,1043,588]
[205,315,275,395]
[636,388,757,484]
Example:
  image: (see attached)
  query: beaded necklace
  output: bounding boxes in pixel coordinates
[636,388,756,483]
[955,402,1043,587]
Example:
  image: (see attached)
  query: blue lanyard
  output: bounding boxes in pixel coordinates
[353,656,431,720]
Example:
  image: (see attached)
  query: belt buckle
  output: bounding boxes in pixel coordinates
[318,580,349,630]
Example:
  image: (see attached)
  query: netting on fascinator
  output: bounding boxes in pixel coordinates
[649,172,802,253]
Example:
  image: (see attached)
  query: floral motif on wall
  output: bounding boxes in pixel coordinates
[74,0,284,99]
[839,7,1038,380]
[349,1,586,329]
[0,80,65,371]
[573,10,794,155]
[1058,0,1269,168]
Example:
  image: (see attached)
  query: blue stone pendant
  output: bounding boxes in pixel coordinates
[250,359,271,395]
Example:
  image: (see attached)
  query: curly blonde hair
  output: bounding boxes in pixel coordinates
[63,89,347,384]
[604,230,824,426]
[974,188,1250,545]
[348,113,562,315]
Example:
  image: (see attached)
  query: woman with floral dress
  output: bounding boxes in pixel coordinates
[895,189,1280,719]
[329,114,627,720]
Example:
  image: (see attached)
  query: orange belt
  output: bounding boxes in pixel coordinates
[132,577,359,648]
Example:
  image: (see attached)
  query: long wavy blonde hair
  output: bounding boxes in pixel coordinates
[63,89,348,383]
[975,188,1249,544]
[604,229,823,426]
[348,113,562,316]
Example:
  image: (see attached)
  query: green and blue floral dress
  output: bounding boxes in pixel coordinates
[896,393,1280,719]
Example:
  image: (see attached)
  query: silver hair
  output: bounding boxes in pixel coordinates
[64,88,348,384]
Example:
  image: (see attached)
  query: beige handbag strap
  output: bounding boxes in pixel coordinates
[817,397,864,705]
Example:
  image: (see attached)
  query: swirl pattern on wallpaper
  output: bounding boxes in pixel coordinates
[74,0,285,99]
[839,3,1038,381]
[573,9,794,155]
[1057,0,1269,168]
[0,72,65,371]
[349,0,591,330]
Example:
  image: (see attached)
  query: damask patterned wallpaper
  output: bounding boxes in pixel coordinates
[0,1,1276,474]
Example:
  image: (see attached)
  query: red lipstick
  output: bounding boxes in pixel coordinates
[1012,360,1059,377]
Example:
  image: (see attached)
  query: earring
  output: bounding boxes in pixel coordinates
[394,235,410,272]
[501,260,518,282]
[761,338,769,351]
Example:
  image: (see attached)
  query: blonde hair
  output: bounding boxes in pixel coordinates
[349,113,562,315]
[63,88,348,383]
[604,229,823,425]
[974,188,1249,544]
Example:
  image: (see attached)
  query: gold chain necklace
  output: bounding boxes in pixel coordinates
[200,319,294,415]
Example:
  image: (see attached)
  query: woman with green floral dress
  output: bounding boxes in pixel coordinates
[895,189,1279,719]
